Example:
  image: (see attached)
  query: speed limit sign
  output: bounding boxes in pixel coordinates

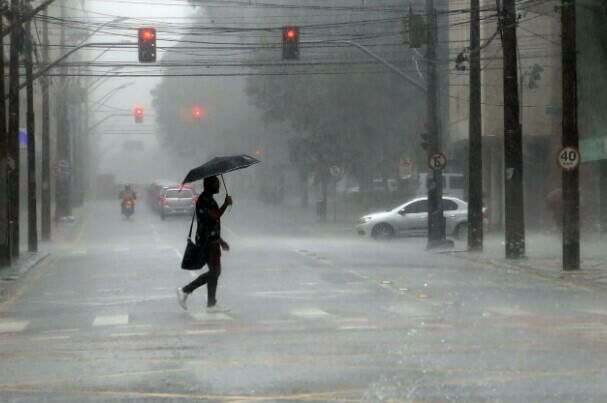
[428,152,447,171]
[557,146,580,171]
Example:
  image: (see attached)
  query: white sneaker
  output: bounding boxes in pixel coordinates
[176,288,188,310]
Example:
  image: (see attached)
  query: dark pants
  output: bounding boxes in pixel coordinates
[182,242,221,304]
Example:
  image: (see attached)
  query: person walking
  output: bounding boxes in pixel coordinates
[177,176,232,310]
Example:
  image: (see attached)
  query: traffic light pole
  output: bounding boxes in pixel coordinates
[56,3,71,221]
[41,8,50,240]
[8,0,21,258]
[561,0,580,271]
[468,0,483,251]
[425,0,448,249]
[25,18,37,252]
[0,9,9,266]
[501,0,525,259]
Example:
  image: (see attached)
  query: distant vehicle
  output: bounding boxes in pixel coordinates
[416,173,465,200]
[123,199,135,219]
[159,187,196,220]
[357,196,473,240]
[147,180,178,212]
[344,178,398,195]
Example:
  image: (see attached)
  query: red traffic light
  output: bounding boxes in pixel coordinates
[283,26,299,42]
[192,104,203,120]
[134,107,144,123]
[139,28,155,42]
[281,26,300,60]
[138,28,157,63]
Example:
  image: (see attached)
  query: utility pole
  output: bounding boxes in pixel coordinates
[55,3,72,221]
[501,0,525,259]
[25,12,37,252]
[8,0,21,258]
[0,6,9,266]
[468,0,483,251]
[425,0,447,248]
[561,0,580,271]
[41,8,50,240]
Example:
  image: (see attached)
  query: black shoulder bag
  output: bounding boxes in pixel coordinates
[180,211,206,270]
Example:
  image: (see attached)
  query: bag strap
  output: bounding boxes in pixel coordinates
[187,209,196,239]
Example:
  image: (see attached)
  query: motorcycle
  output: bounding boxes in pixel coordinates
[122,198,135,219]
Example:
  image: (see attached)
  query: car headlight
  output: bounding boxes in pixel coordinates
[359,216,373,224]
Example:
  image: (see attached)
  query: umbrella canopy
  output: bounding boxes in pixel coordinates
[182,154,261,185]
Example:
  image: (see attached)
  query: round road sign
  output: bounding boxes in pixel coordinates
[428,153,447,171]
[557,146,580,171]
[329,165,343,178]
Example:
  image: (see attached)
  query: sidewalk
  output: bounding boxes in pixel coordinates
[0,206,84,300]
[448,232,607,291]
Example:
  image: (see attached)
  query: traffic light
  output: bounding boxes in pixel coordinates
[420,132,430,151]
[192,104,203,121]
[407,10,426,48]
[134,107,144,123]
[282,26,299,60]
[138,27,156,63]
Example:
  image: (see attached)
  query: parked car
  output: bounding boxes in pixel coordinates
[159,186,197,219]
[357,196,472,240]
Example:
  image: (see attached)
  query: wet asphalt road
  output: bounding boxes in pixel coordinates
[1,200,607,402]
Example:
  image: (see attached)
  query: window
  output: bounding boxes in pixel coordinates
[405,200,428,214]
[442,199,459,211]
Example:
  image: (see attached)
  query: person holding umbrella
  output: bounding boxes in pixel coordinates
[177,176,232,310]
[176,154,260,311]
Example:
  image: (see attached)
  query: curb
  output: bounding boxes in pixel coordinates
[0,251,50,297]
[447,250,607,292]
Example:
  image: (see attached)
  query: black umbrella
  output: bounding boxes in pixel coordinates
[182,154,261,193]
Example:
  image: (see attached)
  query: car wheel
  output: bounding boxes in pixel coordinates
[371,223,395,240]
[455,223,468,240]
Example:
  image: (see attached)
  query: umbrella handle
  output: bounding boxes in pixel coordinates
[220,174,229,195]
[220,174,232,212]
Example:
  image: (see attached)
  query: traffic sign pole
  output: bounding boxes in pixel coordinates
[561,0,580,271]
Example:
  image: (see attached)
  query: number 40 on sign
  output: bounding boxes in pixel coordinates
[557,146,580,171]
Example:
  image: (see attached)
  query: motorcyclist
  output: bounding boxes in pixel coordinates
[119,184,137,214]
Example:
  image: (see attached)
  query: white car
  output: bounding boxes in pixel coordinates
[357,196,470,240]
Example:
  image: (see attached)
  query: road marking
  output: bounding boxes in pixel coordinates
[189,312,233,321]
[69,250,87,256]
[114,247,130,253]
[339,325,377,331]
[291,308,330,319]
[97,288,126,293]
[185,329,226,335]
[110,332,149,338]
[31,335,71,341]
[41,328,80,334]
[0,320,29,333]
[93,315,129,327]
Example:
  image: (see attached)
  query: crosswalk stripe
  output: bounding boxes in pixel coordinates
[0,320,29,333]
[186,329,226,335]
[291,308,330,318]
[31,335,71,341]
[92,315,129,327]
[189,312,233,321]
